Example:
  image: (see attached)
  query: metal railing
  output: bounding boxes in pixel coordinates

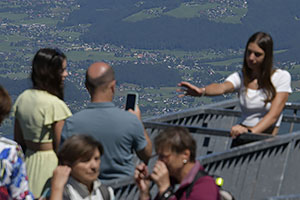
[199,131,300,200]
[104,99,300,199]
[106,131,300,200]
[146,99,300,134]
[266,194,300,200]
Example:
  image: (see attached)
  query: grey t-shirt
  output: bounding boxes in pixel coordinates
[61,102,147,180]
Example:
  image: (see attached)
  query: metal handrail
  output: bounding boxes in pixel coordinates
[199,130,300,166]
[145,99,300,123]
[143,121,272,140]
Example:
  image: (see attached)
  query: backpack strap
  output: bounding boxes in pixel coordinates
[99,184,110,200]
[185,170,208,198]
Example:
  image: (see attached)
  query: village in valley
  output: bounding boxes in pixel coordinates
[0,0,299,134]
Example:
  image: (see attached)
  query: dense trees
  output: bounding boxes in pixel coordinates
[62,0,300,61]
[114,63,181,87]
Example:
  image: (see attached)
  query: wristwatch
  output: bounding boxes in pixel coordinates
[160,186,173,200]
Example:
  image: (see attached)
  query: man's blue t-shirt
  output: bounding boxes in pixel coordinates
[61,102,147,180]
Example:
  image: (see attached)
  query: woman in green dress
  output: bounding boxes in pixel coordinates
[13,48,72,198]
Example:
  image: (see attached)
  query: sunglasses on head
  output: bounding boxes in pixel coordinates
[49,48,64,63]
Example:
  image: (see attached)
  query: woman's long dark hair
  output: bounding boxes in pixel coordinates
[31,48,66,100]
[242,32,276,104]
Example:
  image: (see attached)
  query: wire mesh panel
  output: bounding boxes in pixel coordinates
[106,100,300,199]
[275,138,300,196]
[200,132,300,200]
[266,194,300,200]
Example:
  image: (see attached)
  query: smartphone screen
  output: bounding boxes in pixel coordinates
[125,93,137,110]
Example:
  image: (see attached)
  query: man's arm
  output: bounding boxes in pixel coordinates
[128,106,152,164]
[136,129,152,164]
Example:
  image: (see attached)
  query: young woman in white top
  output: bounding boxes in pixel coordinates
[178,32,292,137]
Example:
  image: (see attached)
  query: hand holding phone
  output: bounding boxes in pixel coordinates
[125,92,138,111]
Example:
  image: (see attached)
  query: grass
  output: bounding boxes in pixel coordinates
[0,72,29,79]
[214,7,247,24]
[0,34,30,52]
[154,49,228,60]
[66,51,137,62]
[0,40,15,51]
[57,31,81,42]
[274,49,288,54]
[166,3,247,24]
[166,3,217,18]
[116,86,209,107]
[124,2,246,24]
[289,65,300,75]
[123,7,163,22]
[287,92,300,102]
[292,80,300,88]
[205,57,242,66]
[0,12,27,21]
[18,18,59,26]
[0,34,28,42]
[152,48,286,66]
[0,10,59,26]
[0,2,20,9]
[144,87,177,98]
[215,70,233,76]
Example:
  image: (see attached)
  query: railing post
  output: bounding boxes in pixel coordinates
[289,109,297,133]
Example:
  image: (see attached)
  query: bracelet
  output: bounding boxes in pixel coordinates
[201,87,206,97]
[159,186,173,200]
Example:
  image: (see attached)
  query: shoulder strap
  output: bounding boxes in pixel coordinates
[185,170,208,198]
[99,184,110,200]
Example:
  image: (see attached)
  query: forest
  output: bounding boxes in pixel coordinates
[61,0,300,61]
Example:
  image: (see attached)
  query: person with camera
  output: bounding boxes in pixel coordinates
[61,62,152,181]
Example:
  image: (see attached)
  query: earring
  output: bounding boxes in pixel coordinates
[183,159,187,164]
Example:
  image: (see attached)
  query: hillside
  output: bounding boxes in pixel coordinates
[62,0,300,61]
[0,0,300,135]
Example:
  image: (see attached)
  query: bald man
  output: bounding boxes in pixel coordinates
[61,62,152,180]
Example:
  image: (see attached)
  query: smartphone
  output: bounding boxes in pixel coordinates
[125,92,138,110]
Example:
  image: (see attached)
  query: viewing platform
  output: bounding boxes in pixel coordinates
[105,99,300,200]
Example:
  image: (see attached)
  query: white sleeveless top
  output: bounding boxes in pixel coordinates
[225,69,292,127]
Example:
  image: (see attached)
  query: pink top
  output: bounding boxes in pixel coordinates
[154,161,220,200]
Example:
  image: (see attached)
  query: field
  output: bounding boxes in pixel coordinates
[166,3,218,18]
[66,51,137,62]
[205,58,242,66]
[124,2,247,24]
[1,0,300,135]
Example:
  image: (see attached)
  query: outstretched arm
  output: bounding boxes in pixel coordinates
[177,81,235,97]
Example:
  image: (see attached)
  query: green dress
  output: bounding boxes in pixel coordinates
[13,89,72,197]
